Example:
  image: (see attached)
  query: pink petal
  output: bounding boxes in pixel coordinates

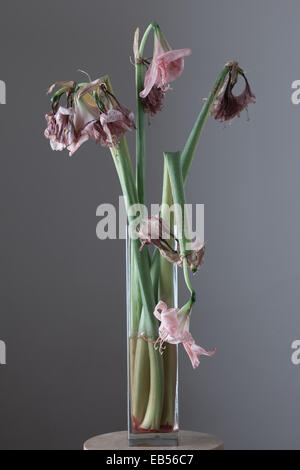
[68,133,90,157]
[140,64,159,99]
[57,106,74,116]
[156,49,191,84]
[74,98,99,132]
[184,342,216,369]
[50,139,65,151]
[161,307,182,336]
[153,301,167,321]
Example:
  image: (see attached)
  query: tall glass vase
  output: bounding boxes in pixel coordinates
[127,233,179,446]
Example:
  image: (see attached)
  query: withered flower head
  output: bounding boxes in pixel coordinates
[44,76,135,156]
[211,61,256,122]
[140,85,165,116]
[136,216,205,272]
[184,238,205,273]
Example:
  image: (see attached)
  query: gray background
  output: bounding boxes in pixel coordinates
[0,0,299,450]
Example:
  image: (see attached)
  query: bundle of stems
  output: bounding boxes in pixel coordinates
[109,23,233,432]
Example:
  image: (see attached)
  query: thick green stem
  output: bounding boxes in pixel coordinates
[140,342,164,430]
[181,65,230,184]
[111,139,155,335]
[164,151,195,302]
[131,337,150,424]
[135,23,155,205]
[159,161,175,306]
[150,249,160,304]
[159,161,177,428]
[130,251,142,336]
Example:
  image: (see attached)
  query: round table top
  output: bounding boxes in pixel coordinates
[84,430,224,450]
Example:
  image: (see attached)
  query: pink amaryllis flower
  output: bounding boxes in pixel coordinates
[211,62,256,122]
[140,26,191,113]
[149,301,215,369]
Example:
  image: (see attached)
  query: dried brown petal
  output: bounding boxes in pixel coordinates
[46,81,76,95]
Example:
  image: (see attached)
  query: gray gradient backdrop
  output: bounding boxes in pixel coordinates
[0,0,299,450]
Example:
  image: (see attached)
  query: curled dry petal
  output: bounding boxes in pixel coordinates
[137,216,173,245]
[183,238,205,273]
[100,108,135,146]
[141,85,165,115]
[44,106,76,152]
[133,27,140,62]
[76,77,107,100]
[46,81,76,95]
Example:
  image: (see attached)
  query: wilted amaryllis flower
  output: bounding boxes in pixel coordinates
[149,301,215,369]
[139,26,191,114]
[211,61,256,122]
[44,77,135,156]
[136,216,205,272]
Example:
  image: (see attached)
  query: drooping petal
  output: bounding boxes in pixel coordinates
[67,133,90,157]
[76,78,106,100]
[46,81,76,95]
[140,64,160,99]
[44,106,76,152]
[184,238,205,272]
[183,341,216,369]
[73,96,99,132]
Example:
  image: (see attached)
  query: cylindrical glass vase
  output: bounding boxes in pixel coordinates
[127,234,179,446]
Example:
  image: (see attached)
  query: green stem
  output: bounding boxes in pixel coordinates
[164,151,195,302]
[135,23,155,204]
[159,161,177,428]
[111,139,155,336]
[159,161,175,306]
[181,65,230,184]
[150,249,160,304]
[130,250,142,336]
[110,137,164,430]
